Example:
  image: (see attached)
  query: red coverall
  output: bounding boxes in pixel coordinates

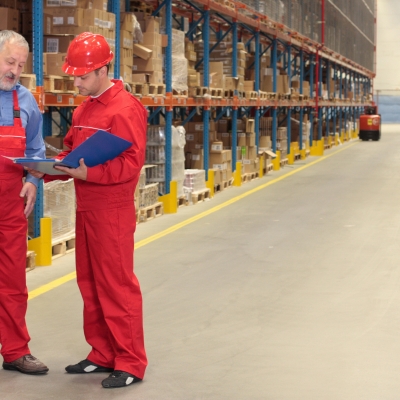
[58,80,148,378]
[0,91,31,362]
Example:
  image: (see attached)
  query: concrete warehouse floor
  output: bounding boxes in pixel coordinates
[2,125,400,400]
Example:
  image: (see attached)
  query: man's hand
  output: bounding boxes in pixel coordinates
[26,168,45,179]
[54,158,88,181]
[20,182,37,217]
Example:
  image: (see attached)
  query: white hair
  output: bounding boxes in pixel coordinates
[0,30,29,52]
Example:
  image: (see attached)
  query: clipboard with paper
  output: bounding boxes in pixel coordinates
[4,130,133,175]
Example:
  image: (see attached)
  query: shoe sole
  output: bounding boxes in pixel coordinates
[3,363,49,375]
[66,369,113,374]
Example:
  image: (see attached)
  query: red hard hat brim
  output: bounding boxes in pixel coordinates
[62,52,114,76]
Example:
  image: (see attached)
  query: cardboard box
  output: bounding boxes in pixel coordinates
[148,71,163,85]
[44,35,74,53]
[246,133,255,147]
[120,12,136,33]
[120,64,132,83]
[46,7,84,27]
[144,45,162,59]
[145,16,160,33]
[133,43,152,60]
[133,57,162,72]
[92,0,107,10]
[190,149,204,169]
[0,7,19,30]
[45,52,67,76]
[142,32,161,46]
[131,73,148,84]
[22,53,33,74]
[120,30,133,50]
[210,141,223,153]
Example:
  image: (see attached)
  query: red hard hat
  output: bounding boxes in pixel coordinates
[62,32,114,76]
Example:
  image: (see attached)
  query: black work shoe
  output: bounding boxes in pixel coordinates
[3,354,49,375]
[65,359,113,374]
[101,370,142,388]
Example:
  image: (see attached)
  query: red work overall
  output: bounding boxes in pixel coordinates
[0,91,31,362]
[58,81,148,378]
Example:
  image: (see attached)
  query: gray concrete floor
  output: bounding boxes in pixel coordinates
[2,125,400,399]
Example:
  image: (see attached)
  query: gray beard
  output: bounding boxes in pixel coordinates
[0,76,17,91]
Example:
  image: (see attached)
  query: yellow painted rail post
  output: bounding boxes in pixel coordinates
[206,169,215,197]
[159,180,178,214]
[28,217,52,266]
[233,161,242,187]
[272,150,281,171]
[259,154,264,178]
[287,143,294,165]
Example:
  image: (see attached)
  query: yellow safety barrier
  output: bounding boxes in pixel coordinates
[159,180,178,214]
[272,150,281,171]
[206,169,215,197]
[28,217,52,266]
[233,161,242,187]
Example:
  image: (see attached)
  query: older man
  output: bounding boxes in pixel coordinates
[0,30,48,375]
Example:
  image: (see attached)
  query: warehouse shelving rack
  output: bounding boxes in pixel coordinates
[30,0,375,236]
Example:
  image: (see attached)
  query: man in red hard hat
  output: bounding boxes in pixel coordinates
[54,32,148,389]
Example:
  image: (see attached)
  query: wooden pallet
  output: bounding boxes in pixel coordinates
[131,83,149,97]
[211,88,223,98]
[280,158,289,167]
[294,153,301,161]
[222,178,234,189]
[259,91,268,99]
[148,84,166,96]
[139,202,163,222]
[177,195,187,208]
[26,250,35,272]
[189,86,209,97]
[214,183,223,194]
[245,91,258,100]
[52,234,76,260]
[20,74,36,92]
[44,75,76,94]
[190,188,211,204]
[172,88,188,97]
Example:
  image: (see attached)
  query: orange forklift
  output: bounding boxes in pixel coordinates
[358,105,381,141]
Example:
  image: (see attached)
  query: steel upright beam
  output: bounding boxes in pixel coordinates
[33,0,43,237]
[271,39,277,152]
[255,30,260,148]
[111,0,120,79]
[203,8,210,178]
[164,0,173,194]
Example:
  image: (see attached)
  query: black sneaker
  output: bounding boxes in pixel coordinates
[101,370,142,388]
[65,359,113,374]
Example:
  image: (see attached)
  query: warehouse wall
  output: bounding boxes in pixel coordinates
[375,0,400,122]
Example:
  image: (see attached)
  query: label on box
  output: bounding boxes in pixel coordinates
[212,163,227,170]
[195,144,203,149]
[47,39,59,53]
[195,124,203,131]
[222,133,229,137]
[186,134,194,141]
[243,159,251,165]
[53,17,63,25]
[238,133,246,137]
[192,155,200,161]
[67,17,75,25]
[211,143,223,152]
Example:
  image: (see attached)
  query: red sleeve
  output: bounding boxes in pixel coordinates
[86,101,147,185]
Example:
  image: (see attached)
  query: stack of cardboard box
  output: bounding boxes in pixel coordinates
[132,14,164,86]
[119,13,136,83]
[186,40,200,88]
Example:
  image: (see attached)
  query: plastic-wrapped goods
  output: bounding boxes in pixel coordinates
[145,125,186,197]
[139,183,159,208]
[183,169,206,193]
[171,29,188,93]
[44,178,76,240]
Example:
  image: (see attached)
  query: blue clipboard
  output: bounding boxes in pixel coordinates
[6,130,133,175]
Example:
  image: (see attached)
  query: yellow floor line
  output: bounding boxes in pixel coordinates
[28,141,357,300]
